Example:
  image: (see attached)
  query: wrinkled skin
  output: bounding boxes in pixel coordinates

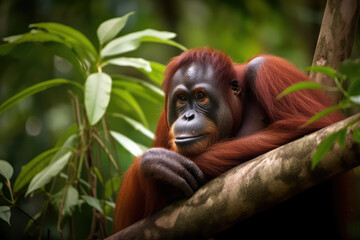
[139,61,266,197]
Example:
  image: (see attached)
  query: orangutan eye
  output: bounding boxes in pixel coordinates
[197,92,205,100]
[176,94,187,108]
[196,91,209,105]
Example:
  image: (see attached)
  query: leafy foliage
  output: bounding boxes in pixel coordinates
[0,12,186,238]
[279,60,360,169]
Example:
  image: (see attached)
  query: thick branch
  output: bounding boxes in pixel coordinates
[310,0,359,103]
[106,114,360,240]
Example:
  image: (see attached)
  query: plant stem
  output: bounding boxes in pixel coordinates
[93,133,119,172]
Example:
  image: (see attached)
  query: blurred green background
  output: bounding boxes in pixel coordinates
[0,0,359,239]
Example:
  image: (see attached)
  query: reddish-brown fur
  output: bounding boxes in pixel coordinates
[112,48,343,232]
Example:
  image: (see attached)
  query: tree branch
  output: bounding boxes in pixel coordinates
[105,113,360,240]
[310,0,360,103]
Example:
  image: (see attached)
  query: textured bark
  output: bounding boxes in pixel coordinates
[310,0,360,103]
[105,114,360,240]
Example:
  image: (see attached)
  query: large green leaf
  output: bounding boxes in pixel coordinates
[26,152,72,196]
[97,12,134,46]
[137,61,166,85]
[101,29,176,57]
[109,113,154,139]
[141,36,187,51]
[339,58,360,80]
[0,160,13,180]
[0,79,82,116]
[1,34,86,75]
[350,95,360,105]
[30,22,97,62]
[110,131,144,157]
[107,57,151,72]
[85,72,112,126]
[0,206,11,225]
[312,130,344,169]
[112,75,164,103]
[1,30,66,51]
[111,88,148,126]
[55,124,78,147]
[81,195,103,214]
[277,81,324,99]
[52,186,79,216]
[306,65,338,79]
[102,39,141,58]
[2,30,88,73]
[348,79,360,96]
[336,127,347,148]
[13,147,61,193]
[301,102,351,128]
[50,134,77,164]
[353,126,360,143]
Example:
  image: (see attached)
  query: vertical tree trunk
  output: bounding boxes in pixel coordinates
[311,2,360,238]
[310,0,359,104]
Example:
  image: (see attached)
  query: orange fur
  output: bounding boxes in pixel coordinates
[112,48,343,232]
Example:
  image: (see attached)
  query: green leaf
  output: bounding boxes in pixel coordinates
[3,34,24,42]
[312,131,339,169]
[97,12,134,46]
[14,147,60,193]
[350,95,360,105]
[302,102,350,128]
[277,81,324,99]
[339,58,360,80]
[0,160,13,180]
[24,209,41,232]
[108,57,151,72]
[0,206,11,225]
[109,113,154,139]
[50,134,77,164]
[55,124,78,147]
[26,152,72,196]
[3,29,64,44]
[137,61,166,85]
[104,177,122,199]
[0,79,82,116]
[101,38,141,58]
[306,65,337,79]
[2,30,90,74]
[101,29,176,57]
[30,22,97,62]
[111,88,148,126]
[112,75,164,103]
[348,79,360,96]
[110,131,144,157]
[353,126,360,143]
[93,167,103,184]
[141,36,187,51]
[2,30,88,72]
[336,127,347,148]
[82,195,103,214]
[105,200,115,209]
[52,186,79,216]
[85,72,112,126]
[0,43,14,56]
[1,30,66,52]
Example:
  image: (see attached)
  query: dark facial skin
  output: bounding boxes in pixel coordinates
[167,62,234,155]
[140,62,236,197]
[140,60,267,198]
